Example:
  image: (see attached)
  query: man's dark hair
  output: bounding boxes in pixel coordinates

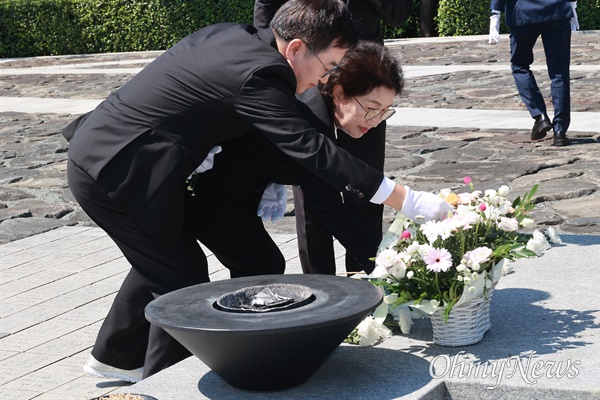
[270,0,359,53]
[321,41,404,102]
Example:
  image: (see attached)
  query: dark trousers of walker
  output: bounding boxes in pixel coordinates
[510,18,571,133]
[294,121,385,275]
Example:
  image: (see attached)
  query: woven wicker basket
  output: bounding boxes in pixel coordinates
[430,285,495,347]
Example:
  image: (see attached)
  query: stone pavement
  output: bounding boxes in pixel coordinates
[0,32,599,399]
[1,32,599,244]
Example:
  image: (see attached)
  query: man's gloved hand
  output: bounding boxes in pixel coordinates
[257,183,287,223]
[570,1,579,31]
[400,186,454,222]
[193,146,222,174]
[489,11,501,44]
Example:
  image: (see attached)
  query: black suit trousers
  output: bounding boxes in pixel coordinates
[70,159,286,376]
[67,160,207,375]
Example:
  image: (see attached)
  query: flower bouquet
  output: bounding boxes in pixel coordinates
[350,178,560,347]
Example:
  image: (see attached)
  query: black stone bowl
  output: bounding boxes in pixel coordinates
[145,274,382,391]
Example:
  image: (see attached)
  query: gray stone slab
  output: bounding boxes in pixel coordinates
[548,196,600,219]
[0,331,54,353]
[1,366,82,392]
[0,387,38,400]
[30,391,88,400]
[1,352,63,373]
[122,235,600,399]
[27,326,98,357]
[49,375,128,399]
[0,218,76,245]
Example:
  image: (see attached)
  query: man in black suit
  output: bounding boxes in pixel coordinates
[489,0,577,146]
[69,0,451,379]
[84,42,403,383]
[254,0,414,274]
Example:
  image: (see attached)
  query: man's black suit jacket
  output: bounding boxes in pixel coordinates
[193,87,380,269]
[62,23,383,243]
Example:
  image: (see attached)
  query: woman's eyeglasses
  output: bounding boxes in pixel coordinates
[354,97,396,121]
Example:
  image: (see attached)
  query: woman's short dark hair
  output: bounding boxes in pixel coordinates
[270,0,359,52]
[321,41,404,102]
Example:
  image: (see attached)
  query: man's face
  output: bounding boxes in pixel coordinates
[286,40,348,94]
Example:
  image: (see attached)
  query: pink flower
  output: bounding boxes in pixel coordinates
[463,176,472,185]
[424,248,453,272]
[401,230,411,239]
[479,204,487,211]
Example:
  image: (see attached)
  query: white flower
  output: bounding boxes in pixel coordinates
[463,246,493,264]
[417,244,433,260]
[497,201,513,215]
[384,293,398,304]
[389,263,407,279]
[484,189,497,197]
[440,188,452,198]
[356,316,392,347]
[498,185,510,196]
[501,263,514,276]
[437,219,455,240]
[546,227,562,244]
[457,192,474,205]
[499,217,519,232]
[526,230,551,256]
[484,205,502,221]
[521,218,535,228]
[421,220,445,243]
[468,286,476,293]
[397,250,412,264]
[406,270,414,279]
[375,248,399,268]
[406,241,421,257]
[370,264,390,279]
[397,307,414,335]
[451,209,479,228]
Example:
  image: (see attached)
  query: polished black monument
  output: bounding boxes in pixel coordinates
[145,274,382,391]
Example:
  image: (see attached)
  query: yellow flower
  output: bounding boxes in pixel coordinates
[445,193,460,206]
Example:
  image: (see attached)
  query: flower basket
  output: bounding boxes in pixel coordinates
[349,180,561,347]
[430,284,495,347]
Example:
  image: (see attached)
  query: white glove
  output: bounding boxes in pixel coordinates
[257,183,287,223]
[570,1,579,31]
[192,146,222,174]
[489,11,501,44]
[400,186,454,222]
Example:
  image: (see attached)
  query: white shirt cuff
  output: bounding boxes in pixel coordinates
[370,177,395,204]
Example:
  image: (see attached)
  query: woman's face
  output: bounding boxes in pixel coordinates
[332,85,396,139]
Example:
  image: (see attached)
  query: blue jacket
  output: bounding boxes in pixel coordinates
[491,0,574,26]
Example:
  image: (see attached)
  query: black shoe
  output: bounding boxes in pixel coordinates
[552,131,569,146]
[531,114,552,140]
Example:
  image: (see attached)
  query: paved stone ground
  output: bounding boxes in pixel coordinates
[0,32,599,399]
[1,33,599,245]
